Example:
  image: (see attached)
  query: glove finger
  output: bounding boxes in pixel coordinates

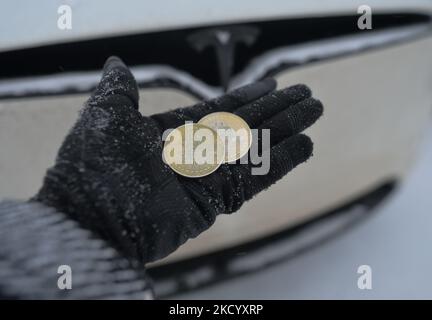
[151,78,276,130]
[234,84,311,128]
[257,98,323,147]
[88,56,139,109]
[213,134,313,213]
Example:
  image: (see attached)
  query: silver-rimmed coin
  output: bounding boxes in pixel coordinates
[198,112,252,162]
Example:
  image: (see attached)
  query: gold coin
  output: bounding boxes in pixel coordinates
[162,123,225,178]
[198,112,252,162]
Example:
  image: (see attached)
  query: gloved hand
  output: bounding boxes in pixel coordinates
[34,56,323,265]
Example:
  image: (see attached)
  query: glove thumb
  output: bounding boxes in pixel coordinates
[90,56,139,109]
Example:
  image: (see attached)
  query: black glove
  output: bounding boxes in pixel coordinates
[34,56,323,265]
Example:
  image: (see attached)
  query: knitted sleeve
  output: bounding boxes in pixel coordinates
[0,200,153,299]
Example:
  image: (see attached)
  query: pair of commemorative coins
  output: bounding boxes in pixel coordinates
[163,112,252,178]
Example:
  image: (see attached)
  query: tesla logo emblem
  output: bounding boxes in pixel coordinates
[188,26,260,91]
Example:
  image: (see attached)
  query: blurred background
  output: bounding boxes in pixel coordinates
[1,0,432,298]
